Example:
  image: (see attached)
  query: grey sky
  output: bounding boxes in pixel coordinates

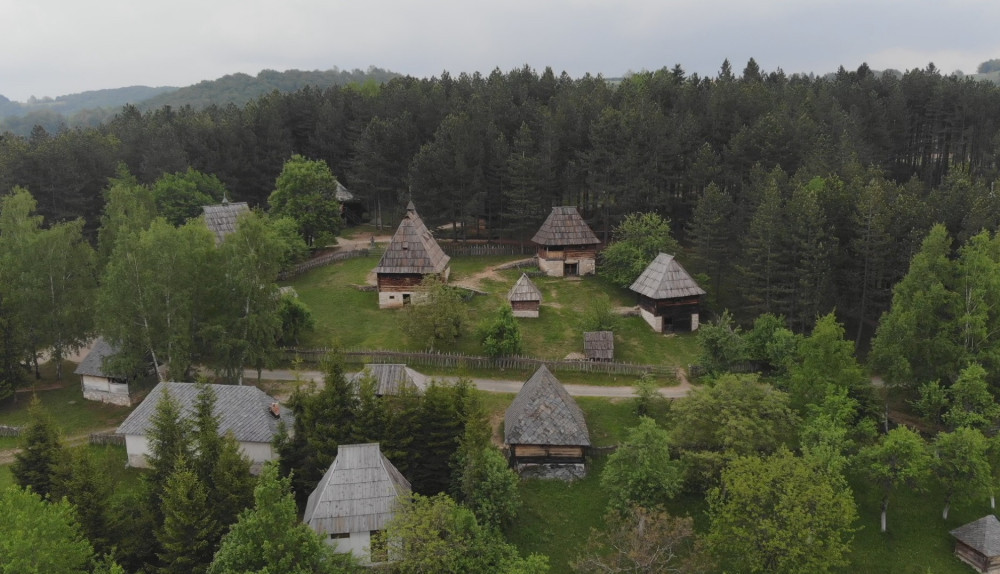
[2,0,998,102]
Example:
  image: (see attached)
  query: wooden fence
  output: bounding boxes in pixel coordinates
[0,425,22,437]
[440,243,535,257]
[278,248,371,280]
[284,347,678,379]
[89,432,125,446]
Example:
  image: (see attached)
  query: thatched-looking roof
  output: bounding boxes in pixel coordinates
[531,206,600,246]
[508,273,542,303]
[74,337,121,378]
[584,331,614,360]
[374,203,451,275]
[116,382,293,442]
[505,366,590,447]
[304,443,411,535]
[350,364,422,396]
[951,515,1000,557]
[629,253,706,300]
[202,200,250,244]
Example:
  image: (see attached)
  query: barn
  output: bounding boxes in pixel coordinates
[373,202,451,308]
[951,515,1000,573]
[202,199,250,245]
[629,253,705,332]
[507,273,542,318]
[532,206,600,277]
[504,365,591,479]
[74,337,133,406]
[304,443,411,563]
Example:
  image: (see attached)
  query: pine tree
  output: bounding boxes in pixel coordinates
[209,433,256,531]
[688,183,735,305]
[156,461,220,574]
[11,396,64,498]
[50,449,113,555]
[738,175,787,318]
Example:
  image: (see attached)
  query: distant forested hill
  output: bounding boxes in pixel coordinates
[0,86,179,119]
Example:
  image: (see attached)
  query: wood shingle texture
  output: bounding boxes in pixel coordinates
[73,337,120,379]
[505,365,591,450]
[584,331,614,361]
[531,206,600,246]
[951,515,1000,573]
[508,273,542,317]
[374,202,450,275]
[629,253,706,300]
[202,200,250,245]
[75,337,133,406]
[349,364,423,396]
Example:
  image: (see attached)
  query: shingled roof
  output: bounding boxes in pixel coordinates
[74,337,121,378]
[629,253,706,300]
[374,203,451,275]
[584,331,614,361]
[505,365,590,447]
[349,364,422,396]
[203,200,250,244]
[116,382,293,443]
[951,515,1000,557]
[304,443,411,535]
[508,273,542,303]
[531,206,600,246]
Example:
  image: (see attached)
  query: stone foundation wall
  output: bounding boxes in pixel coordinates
[639,307,663,332]
[516,462,587,481]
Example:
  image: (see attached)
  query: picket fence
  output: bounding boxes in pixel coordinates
[284,347,678,379]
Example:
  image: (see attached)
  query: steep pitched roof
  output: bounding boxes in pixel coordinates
[951,515,1000,557]
[507,273,542,303]
[202,201,250,244]
[116,382,292,443]
[74,337,121,378]
[349,364,421,396]
[629,253,706,300]
[374,203,451,275]
[531,206,600,246]
[584,331,614,360]
[335,181,355,203]
[504,365,590,446]
[304,443,411,535]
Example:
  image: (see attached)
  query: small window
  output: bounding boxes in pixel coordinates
[330,532,350,540]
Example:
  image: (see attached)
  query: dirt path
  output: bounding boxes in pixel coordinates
[0,425,118,465]
[451,257,535,291]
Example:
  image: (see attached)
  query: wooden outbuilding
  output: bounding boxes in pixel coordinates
[349,364,425,396]
[532,206,600,277]
[202,199,250,245]
[951,515,1000,573]
[304,443,411,563]
[373,202,451,309]
[584,331,614,361]
[507,273,542,318]
[74,337,134,406]
[629,253,705,332]
[504,365,591,476]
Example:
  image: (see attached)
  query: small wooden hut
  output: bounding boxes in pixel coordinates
[532,206,600,277]
[629,253,705,332]
[349,364,424,396]
[507,273,542,318]
[75,337,133,406]
[373,202,451,308]
[202,199,250,245]
[584,331,614,361]
[504,365,591,476]
[304,443,411,563]
[951,515,1000,573]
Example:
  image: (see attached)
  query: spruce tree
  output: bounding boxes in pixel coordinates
[11,396,64,498]
[50,449,113,555]
[156,460,220,574]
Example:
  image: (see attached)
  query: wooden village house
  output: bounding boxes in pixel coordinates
[349,363,426,396]
[75,337,134,406]
[504,365,591,479]
[629,252,706,332]
[202,198,250,245]
[303,443,411,563]
[532,206,600,277]
[373,202,451,309]
[507,273,542,318]
[951,515,1000,573]
[584,331,614,361]
[116,382,293,470]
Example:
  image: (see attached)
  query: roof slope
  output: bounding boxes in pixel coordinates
[374,203,450,274]
[951,515,1000,557]
[116,382,292,443]
[304,443,411,535]
[584,331,614,360]
[531,206,600,246]
[505,365,590,446]
[629,253,706,300]
[507,273,542,302]
[74,337,120,378]
[202,201,250,244]
[350,364,420,396]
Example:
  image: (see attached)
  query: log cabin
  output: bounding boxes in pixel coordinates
[629,253,705,332]
[373,202,451,308]
[507,273,542,318]
[951,515,1000,573]
[532,206,600,277]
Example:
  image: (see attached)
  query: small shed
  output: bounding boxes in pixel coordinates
[349,364,425,396]
[951,515,1000,573]
[75,337,133,406]
[504,365,591,478]
[304,443,411,563]
[373,202,451,308]
[202,199,250,245]
[532,206,600,277]
[584,331,614,362]
[507,273,542,318]
[629,253,705,332]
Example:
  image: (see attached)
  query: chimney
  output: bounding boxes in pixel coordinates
[269,402,281,418]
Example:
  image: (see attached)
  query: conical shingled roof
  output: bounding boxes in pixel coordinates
[531,206,600,246]
[374,204,451,274]
[505,365,590,446]
[951,515,1000,557]
[202,201,250,244]
[507,273,542,303]
[629,253,706,300]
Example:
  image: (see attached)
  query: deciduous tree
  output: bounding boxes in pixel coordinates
[601,416,682,511]
[857,426,931,532]
[599,212,681,288]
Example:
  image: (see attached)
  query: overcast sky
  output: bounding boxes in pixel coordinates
[2,0,999,102]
